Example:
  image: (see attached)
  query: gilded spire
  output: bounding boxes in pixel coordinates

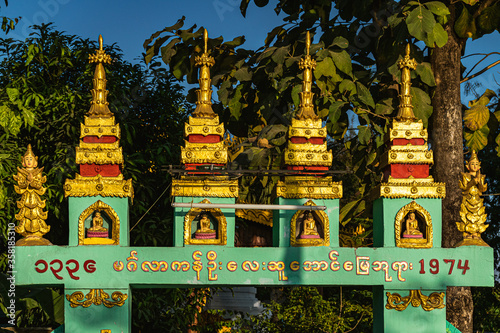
[296,31,318,120]
[396,44,417,121]
[88,35,113,118]
[193,29,216,118]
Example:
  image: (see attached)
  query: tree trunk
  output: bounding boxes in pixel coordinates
[430,10,473,333]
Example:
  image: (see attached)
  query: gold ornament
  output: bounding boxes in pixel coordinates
[277,176,342,199]
[456,151,489,247]
[64,174,133,200]
[192,29,216,118]
[88,35,113,118]
[235,208,273,227]
[13,145,52,246]
[396,44,417,121]
[172,177,238,198]
[386,290,445,311]
[66,289,128,308]
[296,31,318,120]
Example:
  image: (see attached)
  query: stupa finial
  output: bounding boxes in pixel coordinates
[88,35,113,118]
[192,28,216,118]
[296,31,318,120]
[396,44,417,121]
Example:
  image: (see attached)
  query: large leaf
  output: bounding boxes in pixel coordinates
[375,98,394,115]
[427,22,448,47]
[406,6,436,41]
[424,1,450,17]
[464,125,489,152]
[355,82,375,108]
[411,87,433,127]
[357,125,371,145]
[330,50,352,77]
[339,199,361,226]
[455,6,477,38]
[464,89,496,130]
[415,62,436,86]
[314,57,335,79]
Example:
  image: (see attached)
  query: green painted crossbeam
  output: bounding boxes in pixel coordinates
[16,245,493,289]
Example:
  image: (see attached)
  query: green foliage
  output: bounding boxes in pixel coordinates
[255,287,372,332]
[464,89,498,152]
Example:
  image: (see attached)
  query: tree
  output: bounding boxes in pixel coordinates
[145,1,500,331]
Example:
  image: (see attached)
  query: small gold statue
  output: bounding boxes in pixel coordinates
[88,211,107,232]
[299,211,320,239]
[88,35,113,117]
[403,212,423,238]
[13,145,52,246]
[195,213,216,239]
[456,151,489,246]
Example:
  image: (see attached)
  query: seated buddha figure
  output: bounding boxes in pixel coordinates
[299,211,320,239]
[403,212,423,238]
[87,211,108,238]
[194,213,216,239]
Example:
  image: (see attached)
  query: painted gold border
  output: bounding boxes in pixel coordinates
[377,182,445,199]
[276,177,342,199]
[185,122,224,137]
[80,123,120,139]
[172,178,238,198]
[64,174,133,199]
[75,147,124,165]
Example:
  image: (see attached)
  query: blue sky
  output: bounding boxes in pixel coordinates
[3,0,284,62]
[3,1,499,99]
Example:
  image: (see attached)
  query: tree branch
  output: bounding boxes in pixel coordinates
[462,52,500,78]
[461,59,500,83]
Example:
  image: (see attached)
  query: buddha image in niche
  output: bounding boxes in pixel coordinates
[194,212,216,239]
[298,211,322,239]
[403,211,423,238]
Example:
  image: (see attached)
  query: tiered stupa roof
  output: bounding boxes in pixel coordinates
[376,44,445,199]
[172,29,237,198]
[180,29,227,169]
[277,31,341,200]
[64,35,133,199]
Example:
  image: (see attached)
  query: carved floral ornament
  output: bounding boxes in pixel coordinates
[386,290,445,311]
[66,289,128,308]
[183,198,227,245]
[290,200,330,247]
[394,201,433,249]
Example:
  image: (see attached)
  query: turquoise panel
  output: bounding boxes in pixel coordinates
[273,198,339,247]
[173,196,236,247]
[64,287,131,333]
[68,196,130,247]
[373,198,442,248]
[15,246,493,289]
[373,287,446,333]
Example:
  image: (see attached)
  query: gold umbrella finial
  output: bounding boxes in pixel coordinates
[88,35,113,118]
[296,31,318,120]
[193,28,216,118]
[395,44,417,122]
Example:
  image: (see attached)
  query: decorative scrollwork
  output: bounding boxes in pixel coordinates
[385,290,445,311]
[66,289,128,308]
